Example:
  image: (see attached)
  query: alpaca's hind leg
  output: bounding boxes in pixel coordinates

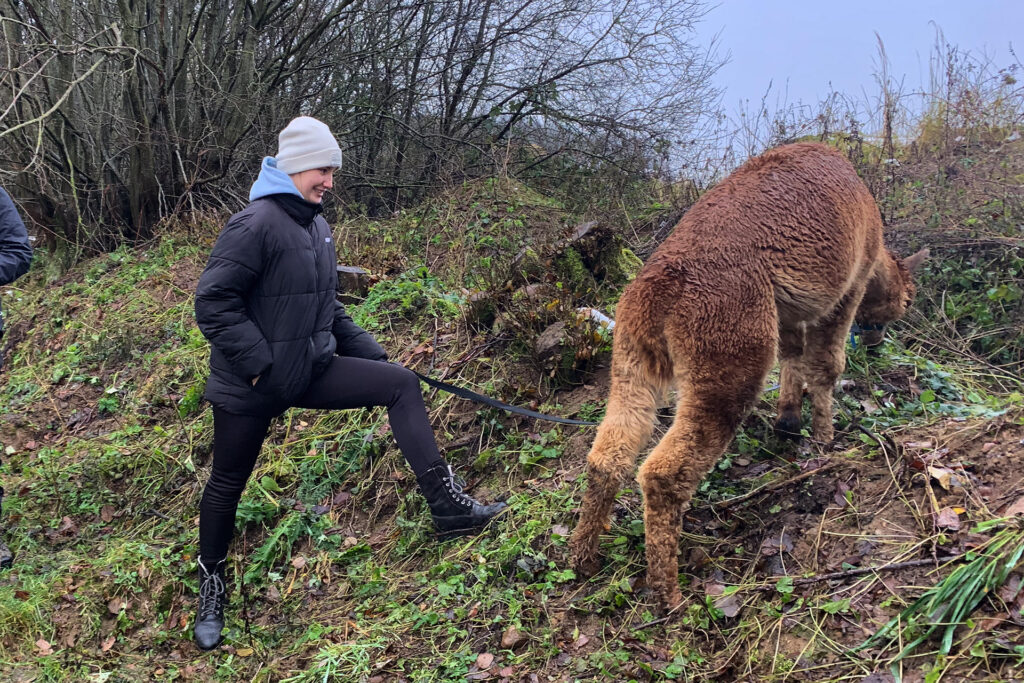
[638,343,773,608]
[803,291,863,442]
[774,323,807,437]
[637,393,747,608]
[569,373,659,577]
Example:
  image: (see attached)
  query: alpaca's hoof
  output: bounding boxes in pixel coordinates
[655,588,684,614]
[773,414,803,439]
[810,422,835,445]
[814,432,836,446]
[569,549,602,578]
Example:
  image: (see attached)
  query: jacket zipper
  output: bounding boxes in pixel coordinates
[308,220,321,355]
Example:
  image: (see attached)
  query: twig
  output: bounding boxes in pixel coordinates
[755,554,963,590]
[697,461,841,510]
[429,317,439,374]
[634,616,670,631]
[633,601,687,631]
[632,554,965,630]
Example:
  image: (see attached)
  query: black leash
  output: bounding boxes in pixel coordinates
[410,322,877,427]
[411,370,599,426]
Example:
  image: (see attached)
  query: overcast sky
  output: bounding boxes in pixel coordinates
[695,0,1021,115]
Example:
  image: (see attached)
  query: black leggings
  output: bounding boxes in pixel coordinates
[198,357,445,563]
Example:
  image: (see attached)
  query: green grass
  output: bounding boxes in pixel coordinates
[1,140,1024,680]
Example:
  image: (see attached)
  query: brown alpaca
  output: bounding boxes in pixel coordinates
[568,142,927,608]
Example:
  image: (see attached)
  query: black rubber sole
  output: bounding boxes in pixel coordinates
[432,506,511,540]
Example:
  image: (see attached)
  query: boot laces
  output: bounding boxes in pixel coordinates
[198,563,226,620]
[443,465,474,508]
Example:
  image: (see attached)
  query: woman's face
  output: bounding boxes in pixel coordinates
[290,167,336,203]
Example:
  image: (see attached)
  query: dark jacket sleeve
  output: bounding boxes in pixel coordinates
[332,300,388,361]
[195,217,273,380]
[0,187,34,286]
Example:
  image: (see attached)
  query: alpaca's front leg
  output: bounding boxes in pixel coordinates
[774,323,807,437]
[803,292,862,443]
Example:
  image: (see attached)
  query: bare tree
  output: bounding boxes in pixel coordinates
[1,0,722,254]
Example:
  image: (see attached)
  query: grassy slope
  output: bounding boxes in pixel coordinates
[0,153,1022,682]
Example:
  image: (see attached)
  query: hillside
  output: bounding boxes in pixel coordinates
[1,143,1023,682]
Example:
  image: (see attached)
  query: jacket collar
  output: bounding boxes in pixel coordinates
[269,193,323,228]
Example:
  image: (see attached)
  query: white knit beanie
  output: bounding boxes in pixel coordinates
[275,116,342,174]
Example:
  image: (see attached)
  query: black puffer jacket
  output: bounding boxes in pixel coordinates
[0,186,34,338]
[195,194,386,416]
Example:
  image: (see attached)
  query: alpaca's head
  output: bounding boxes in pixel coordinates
[855,248,929,347]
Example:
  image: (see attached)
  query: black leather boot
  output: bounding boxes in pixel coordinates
[416,464,508,536]
[194,557,227,650]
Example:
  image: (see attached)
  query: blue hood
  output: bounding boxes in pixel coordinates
[249,157,302,201]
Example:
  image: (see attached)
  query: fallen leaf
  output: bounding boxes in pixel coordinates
[834,480,852,508]
[551,524,569,538]
[859,399,879,414]
[108,597,128,615]
[574,634,590,649]
[997,574,1022,605]
[982,442,998,453]
[332,491,352,506]
[936,507,961,530]
[713,592,742,618]
[760,530,794,556]
[927,465,961,491]
[236,647,254,657]
[57,516,79,536]
[475,652,494,669]
[859,673,894,683]
[1003,495,1024,518]
[703,582,725,596]
[498,667,515,677]
[36,639,53,655]
[101,635,115,653]
[904,441,933,449]
[100,505,115,523]
[978,616,1006,630]
[290,556,307,569]
[501,626,526,649]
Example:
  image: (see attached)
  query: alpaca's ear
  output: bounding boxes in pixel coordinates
[904,248,929,273]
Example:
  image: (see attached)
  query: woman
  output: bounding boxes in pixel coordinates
[0,184,34,570]
[193,116,506,650]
